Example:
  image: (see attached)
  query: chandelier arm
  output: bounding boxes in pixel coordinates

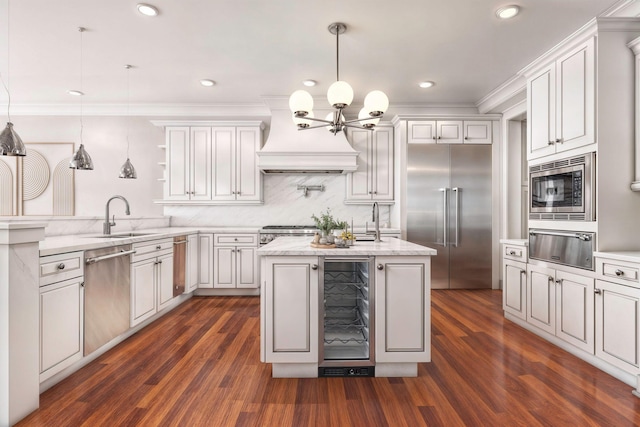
[298,122,337,131]
[343,117,374,124]
[343,122,374,130]
[301,117,334,125]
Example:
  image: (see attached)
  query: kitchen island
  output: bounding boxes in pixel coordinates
[258,236,436,378]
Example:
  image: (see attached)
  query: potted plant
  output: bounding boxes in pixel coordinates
[311,208,346,244]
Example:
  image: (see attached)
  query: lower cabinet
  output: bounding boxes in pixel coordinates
[212,233,259,289]
[503,259,527,321]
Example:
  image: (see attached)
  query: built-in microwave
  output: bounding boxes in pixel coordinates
[529,152,595,221]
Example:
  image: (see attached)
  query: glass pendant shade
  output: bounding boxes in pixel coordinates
[69,143,94,170]
[293,111,314,128]
[119,158,137,179]
[289,90,314,115]
[327,81,353,108]
[364,90,389,117]
[0,122,26,156]
[358,108,380,128]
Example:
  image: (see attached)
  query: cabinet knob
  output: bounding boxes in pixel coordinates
[555,138,562,144]
[377,264,384,270]
[548,140,555,146]
[237,191,241,195]
[548,276,554,282]
[594,288,602,295]
[615,269,624,277]
[156,245,162,250]
[555,279,563,285]
[464,136,468,140]
[311,264,318,270]
[57,263,65,270]
[158,260,163,264]
[234,238,238,241]
[373,191,377,195]
[437,136,441,139]
[509,250,516,255]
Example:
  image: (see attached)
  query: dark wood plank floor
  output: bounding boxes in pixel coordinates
[18,290,640,426]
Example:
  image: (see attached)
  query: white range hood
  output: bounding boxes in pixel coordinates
[257,109,359,174]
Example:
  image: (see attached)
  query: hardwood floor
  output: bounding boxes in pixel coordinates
[18,290,640,426]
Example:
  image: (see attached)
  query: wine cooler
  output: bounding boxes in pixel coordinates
[318,257,375,377]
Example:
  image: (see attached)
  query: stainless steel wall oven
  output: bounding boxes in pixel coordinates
[529,152,595,221]
[529,229,595,270]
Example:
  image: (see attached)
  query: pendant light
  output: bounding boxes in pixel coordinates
[69,27,93,170]
[119,64,137,179]
[0,0,26,156]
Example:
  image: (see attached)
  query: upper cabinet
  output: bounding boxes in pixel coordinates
[526,37,595,160]
[408,120,492,145]
[155,121,264,205]
[345,126,394,203]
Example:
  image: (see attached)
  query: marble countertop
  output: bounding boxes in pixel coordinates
[257,236,437,256]
[594,251,640,264]
[500,239,528,246]
[39,226,261,257]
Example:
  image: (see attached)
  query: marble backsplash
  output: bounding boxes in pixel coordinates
[0,216,170,236]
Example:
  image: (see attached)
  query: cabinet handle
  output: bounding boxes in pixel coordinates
[548,140,555,146]
[237,191,241,195]
[57,263,66,270]
[520,270,526,275]
[156,245,162,250]
[615,269,624,277]
[509,250,516,255]
[594,288,602,295]
[377,264,384,270]
[311,264,318,270]
[368,191,372,194]
[373,191,377,195]
[555,138,562,144]
[437,136,441,139]
[555,279,563,285]
[158,260,162,264]
[548,276,554,283]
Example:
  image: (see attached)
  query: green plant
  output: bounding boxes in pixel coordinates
[311,208,345,234]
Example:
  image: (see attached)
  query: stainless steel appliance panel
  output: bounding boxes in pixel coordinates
[529,229,595,270]
[407,143,492,289]
[173,236,187,296]
[84,245,133,355]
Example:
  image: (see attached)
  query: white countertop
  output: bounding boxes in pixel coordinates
[594,251,640,264]
[500,239,528,246]
[257,236,437,256]
[39,226,261,257]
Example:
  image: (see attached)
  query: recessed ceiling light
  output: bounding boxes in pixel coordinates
[200,79,216,87]
[418,81,435,89]
[68,90,84,96]
[302,80,317,87]
[496,5,520,19]
[137,3,159,17]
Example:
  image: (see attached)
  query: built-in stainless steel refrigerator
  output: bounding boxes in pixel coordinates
[407,143,492,289]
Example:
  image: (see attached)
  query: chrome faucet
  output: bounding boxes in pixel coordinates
[104,195,131,235]
[365,202,382,242]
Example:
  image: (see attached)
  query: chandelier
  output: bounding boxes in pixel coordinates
[288,22,389,134]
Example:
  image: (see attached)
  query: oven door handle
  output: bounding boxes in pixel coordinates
[529,229,592,241]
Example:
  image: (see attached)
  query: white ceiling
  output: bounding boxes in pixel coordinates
[0,0,628,115]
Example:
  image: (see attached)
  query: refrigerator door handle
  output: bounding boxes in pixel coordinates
[439,188,448,247]
[452,187,460,247]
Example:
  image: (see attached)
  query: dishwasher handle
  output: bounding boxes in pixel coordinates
[86,249,136,265]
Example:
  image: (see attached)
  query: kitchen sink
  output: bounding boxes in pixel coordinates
[88,232,157,239]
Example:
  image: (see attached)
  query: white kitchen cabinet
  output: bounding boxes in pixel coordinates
[39,251,85,382]
[186,234,199,293]
[503,259,527,321]
[595,279,640,375]
[527,263,594,354]
[212,127,262,203]
[165,126,212,201]
[263,256,319,363]
[345,126,394,203]
[374,256,431,363]
[213,234,259,289]
[408,120,492,145]
[198,233,214,288]
[130,239,174,327]
[526,37,595,160]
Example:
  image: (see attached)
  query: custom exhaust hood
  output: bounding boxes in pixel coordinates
[257,109,359,174]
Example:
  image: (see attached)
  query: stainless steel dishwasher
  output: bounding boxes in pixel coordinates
[84,245,135,355]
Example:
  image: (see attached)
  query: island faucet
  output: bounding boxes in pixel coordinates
[104,195,131,235]
[365,202,382,242]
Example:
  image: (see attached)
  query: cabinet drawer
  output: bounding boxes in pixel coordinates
[40,251,84,286]
[215,234,257,246]
[132,239,174,263]
[597,259,639,287]
[504,245,527,262]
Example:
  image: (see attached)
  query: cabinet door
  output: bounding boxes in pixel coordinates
[595,279,640,375]
[236,127,262,202]
[372,127,394,201]
[157,253,175,311]
[527,64,556,160]
[211,127,237,201]
[346,128,373,200]
[503,259,527,321]
[190,127,212,200]
[375,256,430,363]
[408,121,436,144]
[556,38,595,153]
[186,234,199,293]
[463,121,492,144]
[437,121,463,144]
[527,264,556,334]
[555,270,594,354]
[237,246,259,289]
[198,233,214,288]
[264,256,319,363]
[131,258,157,327]
[40,278,84,381]
[214,246,236,288]
[165,127,191,200]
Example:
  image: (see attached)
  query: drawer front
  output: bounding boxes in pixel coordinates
[40,251,84,286]
[504,245,527,262]
[598,259,639,287]
[215,234,257,246]
[132,239,174,263]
